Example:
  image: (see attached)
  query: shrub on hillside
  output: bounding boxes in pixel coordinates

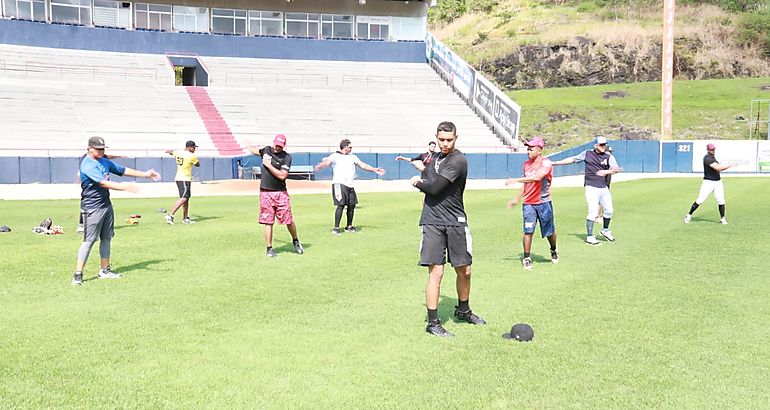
[680,0,767,12]
[738,12,770,56]
[428,0,498,23]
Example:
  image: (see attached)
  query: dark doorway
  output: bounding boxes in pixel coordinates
[168,55,209,86]
[182,66,196,86]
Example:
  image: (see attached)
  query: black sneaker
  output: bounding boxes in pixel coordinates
[344,226,358,233]
[266,248,277,258]
[550,250,559,264]
[331,227,341,236]
[293,240,304,255]
[426,319,454,337]
[72,272,83,286]
[454,307,486,325]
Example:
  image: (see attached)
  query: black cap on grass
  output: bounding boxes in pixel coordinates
[502,323,534,342]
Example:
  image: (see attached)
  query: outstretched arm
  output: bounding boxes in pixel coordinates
[314,157,333,172]
[357,161,385,176]
[710,162,733,172]
[99,168,161,193]
[396,156,426,172]
[551,157,576,166]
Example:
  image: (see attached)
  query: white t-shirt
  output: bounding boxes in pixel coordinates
[328,152,361,187]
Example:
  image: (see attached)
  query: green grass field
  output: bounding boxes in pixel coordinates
[2,178,770,408]
[511,77,770,147]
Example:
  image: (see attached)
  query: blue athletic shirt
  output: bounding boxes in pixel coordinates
[80,156,125,209]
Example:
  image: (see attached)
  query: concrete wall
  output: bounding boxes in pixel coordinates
[0,19,427,62]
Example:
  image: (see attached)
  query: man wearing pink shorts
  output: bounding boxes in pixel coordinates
[247,134,304,257]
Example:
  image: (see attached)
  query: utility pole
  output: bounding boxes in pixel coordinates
[661,0,675,139]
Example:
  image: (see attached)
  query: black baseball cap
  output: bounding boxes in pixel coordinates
[502,323,534,342]
[88,136,107,149]
[186,140,198,148]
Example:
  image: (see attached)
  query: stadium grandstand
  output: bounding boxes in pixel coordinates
[0,0,517,183]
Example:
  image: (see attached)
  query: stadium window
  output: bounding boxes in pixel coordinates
[93,0,131,29]
[212,8,246,35]
[172,5,209,33]
[356,15,390,41]
[135,3,171,31]
[248,10,282,36]
[50,0,91,25]
[2,0,46,21]
[285,12,319,38]
[321,14,353,39]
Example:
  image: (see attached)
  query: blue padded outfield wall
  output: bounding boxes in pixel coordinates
[4,140,770,184]
[0,20,426,63]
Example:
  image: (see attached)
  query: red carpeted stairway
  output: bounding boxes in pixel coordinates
[185,86,242,155]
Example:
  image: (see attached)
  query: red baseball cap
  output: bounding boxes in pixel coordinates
[525,137,545,148]
[706,143,716,150]
[273,134,287,147]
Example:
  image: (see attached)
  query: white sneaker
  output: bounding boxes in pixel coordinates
[165,214,174,225]
[585,235,600,246]
[600,229,615,242]
[721,218,728,225]
[684,214,692,224]
[183,218,195,224]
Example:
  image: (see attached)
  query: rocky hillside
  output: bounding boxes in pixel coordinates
[432,1,770,91]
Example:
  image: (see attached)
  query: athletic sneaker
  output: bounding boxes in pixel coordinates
[266,248,277,258]
[454,307,486,325]
[585,235,601,246]
[600,229,615,242]
[426,319,454,337]
[551,250,559,264]
[165,214,174,225]
[76,225,84,234]
[98,267,122,279]
[344,226,358,233]
[72,272,83,286]
[182,218,195,224]
[331,227,341,236]
[721,218,728,225]
[293,239,304,255]
[684,214,692,224]
[522,257,533,270]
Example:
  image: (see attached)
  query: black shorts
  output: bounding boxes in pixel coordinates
[419,225,473,268]
[332,184,357,206]
[176,181,191,199]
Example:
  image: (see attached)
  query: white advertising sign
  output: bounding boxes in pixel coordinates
[758,141,770,173]
[691,141,758,173]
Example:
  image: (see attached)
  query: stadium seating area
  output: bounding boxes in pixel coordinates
[0,43,507,156]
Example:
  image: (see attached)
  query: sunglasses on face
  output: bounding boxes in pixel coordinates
[598,143,607,147]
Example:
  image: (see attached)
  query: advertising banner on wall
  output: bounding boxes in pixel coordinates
[426,34,474,99]
[691,140,758,173]
[758,141,770,172]
[473,73,521,143]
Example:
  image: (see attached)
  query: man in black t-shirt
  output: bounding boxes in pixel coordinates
[410,121,486,338]
[685,143,733,225]
[396,141,436,177]
[247,134,304,257]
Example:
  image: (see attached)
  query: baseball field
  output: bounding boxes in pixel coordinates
[1,177,769,408]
